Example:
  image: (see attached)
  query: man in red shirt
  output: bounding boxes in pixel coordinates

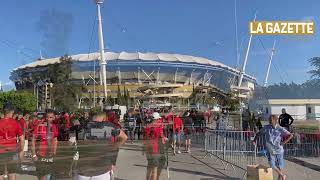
[172,113,183,155]
[31,109,58,179]
[19,112,30,155]
[32,109,58,161]
[143,112,168,180]
[0,104,25,179]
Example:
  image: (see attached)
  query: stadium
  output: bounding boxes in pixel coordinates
[10,52,256,108]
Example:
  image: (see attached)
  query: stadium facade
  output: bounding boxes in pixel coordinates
[10,52,256,108]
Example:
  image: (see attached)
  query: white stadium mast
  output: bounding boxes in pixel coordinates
[238,13,256,88]
[263,40,276,87]
[95,0,108,100]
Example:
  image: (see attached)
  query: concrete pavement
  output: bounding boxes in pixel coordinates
[115,142,320,180]
[13,142,320,179]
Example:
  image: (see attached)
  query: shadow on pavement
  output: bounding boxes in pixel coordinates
[287,158,320,172]
[133,164,239,180]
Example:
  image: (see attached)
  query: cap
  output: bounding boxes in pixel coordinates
[152,112,161,120]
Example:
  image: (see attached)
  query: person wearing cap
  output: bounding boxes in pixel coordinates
[0,103,25,179]
[182,111,193,153]
[143,112,168,180]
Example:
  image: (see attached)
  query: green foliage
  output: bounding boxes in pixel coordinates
[224,92,239,111]
[48,55,72,84]
[106,95,114,106]
[309,57,320,79]
[46,55,84,111]
[0,91,36,112]
[256,80,320,99]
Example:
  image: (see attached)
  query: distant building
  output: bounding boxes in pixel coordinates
[10,52,256,109]
[258,99,320,121]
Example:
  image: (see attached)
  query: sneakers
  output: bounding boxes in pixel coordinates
[40,157,54,163]
[177,150,181,154]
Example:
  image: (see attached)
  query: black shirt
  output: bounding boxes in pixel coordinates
[278,113,294,128]
[183,116,193,129]
[73,121,120,176]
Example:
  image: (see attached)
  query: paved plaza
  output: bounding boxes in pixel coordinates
[12,142,320,180]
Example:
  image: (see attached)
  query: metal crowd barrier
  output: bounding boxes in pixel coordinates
[202,129,256,176]
[195,127,320,179]
[255,131,320,158]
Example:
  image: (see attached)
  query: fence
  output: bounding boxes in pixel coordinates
[192,127,320,179]
[201,129,256,178]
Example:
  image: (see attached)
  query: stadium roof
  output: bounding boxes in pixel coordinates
[13,52,255,80]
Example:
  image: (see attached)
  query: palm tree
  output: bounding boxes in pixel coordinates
[309,57,320,79]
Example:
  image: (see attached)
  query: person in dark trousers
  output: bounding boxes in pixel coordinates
[124,110,137,144]
[135,112,143,140]
[278,108,294,131]
[255,117,263,132]
[182,111,193,153]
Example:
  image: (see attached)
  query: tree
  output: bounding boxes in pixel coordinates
[116,85,122,105]
[0,91,36,112]
[106,95,114,106]
[309,57,320,80]
[224,92,239,111]
[126,88,131,107]
[47,55,84,112]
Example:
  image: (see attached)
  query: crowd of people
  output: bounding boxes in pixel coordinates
[0,101,313,180]
[0,102,221,180]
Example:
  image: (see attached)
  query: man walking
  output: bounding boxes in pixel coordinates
[278,108,294,131]
[172,113,183,155]
[70,111,127,180]
[0,103,25,180]
[143,112,168,180]
[253,115,293,180]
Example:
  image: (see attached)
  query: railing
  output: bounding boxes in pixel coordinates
[192,127,320,179]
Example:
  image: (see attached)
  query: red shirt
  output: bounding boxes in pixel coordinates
[63,114,71,129]
[33,122,58,157]
[165,113,173,123]
[173,116,183,133]
[143,118,164,154]
[29,118,43,133]
[19,118,27,132]
[53,116,60,124]
[0,118,23,153]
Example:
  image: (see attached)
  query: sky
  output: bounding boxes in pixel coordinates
[0,0,319,89]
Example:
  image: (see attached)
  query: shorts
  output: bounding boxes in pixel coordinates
[35,160,55,177]
[184,128,192,139]
[0,152,18,175]
[146,154,166,168]
[73,171,112,180]
[173,132,181,142]
[267,152,284,169]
